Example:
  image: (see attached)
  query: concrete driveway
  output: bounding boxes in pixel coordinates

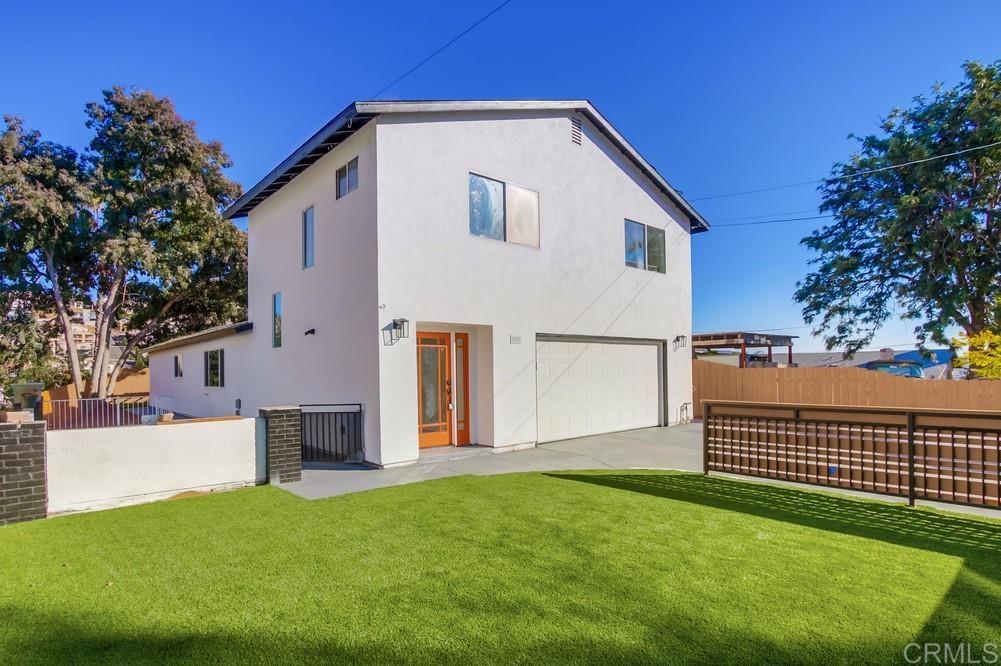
[285,423,703,500]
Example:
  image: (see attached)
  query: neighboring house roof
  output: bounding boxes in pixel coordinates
[144,322,253,354]
[692,331,798,348]
[223,100,711,233]
[893,349,955,369]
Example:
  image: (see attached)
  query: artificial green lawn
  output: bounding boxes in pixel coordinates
[1,471,1000,664]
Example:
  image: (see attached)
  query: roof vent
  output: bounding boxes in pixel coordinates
[570,117,582,145]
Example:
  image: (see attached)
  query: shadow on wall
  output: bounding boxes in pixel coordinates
[547,472,1001,649]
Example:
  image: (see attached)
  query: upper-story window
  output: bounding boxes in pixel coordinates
[624,219,666,274]
[204,349,224,387]
[336,157,358,199]
[302,207,314,269]
[468,172,539,247]
[173,354,183,378]
[272,292,283,348]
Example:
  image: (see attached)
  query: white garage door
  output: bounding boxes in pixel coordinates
[536,339,661,443]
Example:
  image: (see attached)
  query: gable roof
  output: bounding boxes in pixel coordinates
[223,100,710,232]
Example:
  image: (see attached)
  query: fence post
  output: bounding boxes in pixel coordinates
[906,411,916,507]
[0,420,47,525]
[702,403,710,475]
[259,406,303,484]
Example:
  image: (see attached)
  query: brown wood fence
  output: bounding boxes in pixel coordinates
[693,360,1001,419]
[703,400,1001,510]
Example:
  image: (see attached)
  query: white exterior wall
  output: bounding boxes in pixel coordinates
[149,333,251,418]
[47,417,263,513]
[241,123,381,448]
[374,111,694,465]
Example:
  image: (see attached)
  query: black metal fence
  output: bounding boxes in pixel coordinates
[300,404,364,463]
[704,400,1001,510]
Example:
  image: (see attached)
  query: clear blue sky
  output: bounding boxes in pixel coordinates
[5,1,999,351]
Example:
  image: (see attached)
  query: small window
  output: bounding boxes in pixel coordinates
[173,355,183,378]
[505,183,540,248]
[646,226,666,274]
[336,157,358,199]
[302,207,314,269]
[272,292,283,348]
[469,173,505,240]
[204,349,224,388]
[624,220,646,268]
[624,220,667,274]
[469,173,540,247]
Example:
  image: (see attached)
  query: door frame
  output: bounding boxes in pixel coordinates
[417,331,453,448]
[534,333,669,434]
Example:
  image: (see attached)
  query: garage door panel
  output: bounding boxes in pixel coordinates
[536,339,661,443]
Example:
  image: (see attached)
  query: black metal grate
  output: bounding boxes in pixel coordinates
[300,404,364,463]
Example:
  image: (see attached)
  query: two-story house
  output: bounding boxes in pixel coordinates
[148,100,710,468]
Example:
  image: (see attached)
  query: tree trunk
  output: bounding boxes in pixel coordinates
[44,251,83,396]
[91,268,125,399]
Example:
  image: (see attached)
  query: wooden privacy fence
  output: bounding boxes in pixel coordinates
[703,400,1001,510]
[693,360,1001,419]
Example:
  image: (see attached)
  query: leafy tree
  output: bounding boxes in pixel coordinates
[795,61,1001,354]
[0,116,95,391]
[0,88,245,397]
[0,293,70,393]
[954,330,1001,379]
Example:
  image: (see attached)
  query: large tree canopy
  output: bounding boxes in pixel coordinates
[795,60,1001,355]
[0,88,245,396]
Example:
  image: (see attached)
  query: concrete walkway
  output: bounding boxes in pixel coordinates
[285,423,703,500]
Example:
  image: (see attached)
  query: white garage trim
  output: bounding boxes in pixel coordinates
[535,334,667,443]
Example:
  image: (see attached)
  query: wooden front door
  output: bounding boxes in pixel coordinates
[417,332,452,447]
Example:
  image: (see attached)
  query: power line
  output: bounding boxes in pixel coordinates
[689,140,1001,202]
[713,208,816,223]
[712,214,833,228]
[370,0,514,99]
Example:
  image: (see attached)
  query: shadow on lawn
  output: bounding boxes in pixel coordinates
[548,472,1001,646]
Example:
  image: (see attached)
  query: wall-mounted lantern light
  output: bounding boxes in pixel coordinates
[673,334,688,351]
[304,328,316,336]
[392,318,410,342]
[382,318,411,346]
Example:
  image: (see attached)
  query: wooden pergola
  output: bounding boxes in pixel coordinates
[692,331,798,368]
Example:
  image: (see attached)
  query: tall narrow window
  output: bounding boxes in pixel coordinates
[468,173,505,241]
[624,219,646,269]
[646,226,666,273]
[302,207,314,268]
[173,354,183,378]
[336,157,358,199]
[272,292,283,348]
[204,349,224,387]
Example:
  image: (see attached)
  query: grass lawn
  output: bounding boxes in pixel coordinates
[2,471,1000,664]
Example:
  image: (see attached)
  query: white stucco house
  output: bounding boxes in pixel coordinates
[148,100,710,468]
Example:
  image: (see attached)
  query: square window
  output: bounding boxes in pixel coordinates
[624,219,646,269]
[505,183,540,248]
[469,173,505,241]
[302,207,314,268]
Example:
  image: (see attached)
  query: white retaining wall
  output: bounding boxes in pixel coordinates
[46,417,265,513]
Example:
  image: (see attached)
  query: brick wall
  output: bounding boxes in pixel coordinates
[0,421,47,525]
[259,407,302,484]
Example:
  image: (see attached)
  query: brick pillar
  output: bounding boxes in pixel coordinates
[0,421,47,525]
[259,407,302,484]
